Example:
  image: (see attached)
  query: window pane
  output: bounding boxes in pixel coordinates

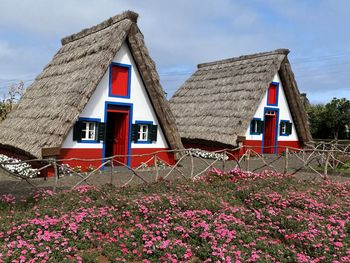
[89,123,94,130]
[254,121,258,133]
[138,124,149,141]
[81,121,96,140]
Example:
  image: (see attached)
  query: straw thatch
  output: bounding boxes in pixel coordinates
[170,49,312,146]
[0,11,183,158]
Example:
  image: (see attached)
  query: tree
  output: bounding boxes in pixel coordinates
[323,98,350,140]
[0,81,25,121]
[306,97,350,140]
[306,104,328,139]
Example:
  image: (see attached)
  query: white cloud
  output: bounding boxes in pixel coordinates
[0,0,349,102]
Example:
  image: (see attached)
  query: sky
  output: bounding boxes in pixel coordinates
[0,0,349,104]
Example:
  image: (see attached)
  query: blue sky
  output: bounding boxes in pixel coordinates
[0,0,349,103]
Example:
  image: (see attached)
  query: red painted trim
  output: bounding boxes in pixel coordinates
[107,109,129,113]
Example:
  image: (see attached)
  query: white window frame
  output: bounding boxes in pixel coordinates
[250,119,262,135]
[138,124,149,142]
[81,122,96,140]
[252,120,258,133]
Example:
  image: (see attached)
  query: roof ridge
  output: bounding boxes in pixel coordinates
[197,48,290,69]
[61,10,138,45]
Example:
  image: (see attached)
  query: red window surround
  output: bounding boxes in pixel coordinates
[110,65,130,97]
[267,83,278,105]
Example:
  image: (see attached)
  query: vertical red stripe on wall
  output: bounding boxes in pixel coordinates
[111,66,129,96]
[267,84,277,105]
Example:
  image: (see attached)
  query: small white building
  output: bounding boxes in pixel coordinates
[0,11,183,172]
[170,49,312,154]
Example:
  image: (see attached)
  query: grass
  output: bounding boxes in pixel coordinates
[315,159,350,176]
[0,169,349,262]
[338,160,350,174]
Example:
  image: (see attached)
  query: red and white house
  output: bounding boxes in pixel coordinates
[170,49,312,155]
[0,11,183,172]
[244,73,301,154]
[60,42,178,168]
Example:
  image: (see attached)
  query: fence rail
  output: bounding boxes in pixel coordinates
[0,142,350,196]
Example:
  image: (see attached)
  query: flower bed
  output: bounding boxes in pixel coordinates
[0,169,349,262]
[188,148,229,160]
[0,154,39,178]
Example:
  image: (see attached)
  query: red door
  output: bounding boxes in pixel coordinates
[263,110,277,154]
[106,109,130,165]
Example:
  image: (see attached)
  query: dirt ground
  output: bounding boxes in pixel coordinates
[0,155,349,199]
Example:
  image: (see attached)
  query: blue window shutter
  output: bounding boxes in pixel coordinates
[286,122,292,135]
[149,125,158,142]
[96,122,105,142]
[131,124,139,142]
[257,120,264,134]
[73,121,84,141]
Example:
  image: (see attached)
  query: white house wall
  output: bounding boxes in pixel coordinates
[244,73,299,141]
[62,42,169,149]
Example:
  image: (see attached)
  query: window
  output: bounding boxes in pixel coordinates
[81,122,96,140]
[132,122,158,143]
[250,119,263,135]
[138,124,149,141]
[109,63,131,98]
[280,120,292,136]
[73,119,105,143]
[265,110,276,116]
[267,83,279,106]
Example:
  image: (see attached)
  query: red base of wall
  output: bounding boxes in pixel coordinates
[53,147,175,177]
[1,147,176,177]
[243,140,302,154]
[184,140,302,159]
[130,148,176,167]
[59,148,103,171]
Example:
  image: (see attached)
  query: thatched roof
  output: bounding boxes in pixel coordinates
[170,49,312,146]
[0,11,183,158]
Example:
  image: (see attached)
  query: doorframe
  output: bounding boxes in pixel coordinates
[102,101,133,167]
[262,107,279,154]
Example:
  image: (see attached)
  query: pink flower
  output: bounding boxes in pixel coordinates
[334,242,343,248]
[159,240,170,249]
[297,253,309,263]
